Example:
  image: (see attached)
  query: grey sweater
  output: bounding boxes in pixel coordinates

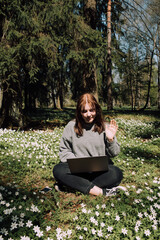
[59,120,120,163]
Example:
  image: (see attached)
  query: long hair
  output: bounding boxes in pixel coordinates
[74,93,105,136]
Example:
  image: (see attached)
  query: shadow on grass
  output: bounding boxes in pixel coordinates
[24,108,76,130]
[0,181,60,239]
[24,107,160,130]
[122,144,160,167]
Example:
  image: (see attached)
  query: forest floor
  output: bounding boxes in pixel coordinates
[0,108,160,239]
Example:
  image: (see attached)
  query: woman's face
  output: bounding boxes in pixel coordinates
[81,103,96,124]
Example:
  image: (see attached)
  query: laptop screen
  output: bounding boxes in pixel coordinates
[67,156,108,173]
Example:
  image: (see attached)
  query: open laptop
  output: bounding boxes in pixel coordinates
[67,156,108,173]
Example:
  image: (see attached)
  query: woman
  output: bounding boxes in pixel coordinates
[53,93,125,196]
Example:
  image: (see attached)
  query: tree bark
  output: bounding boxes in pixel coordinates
[106,0,113,110]
[158,26,160,110]
[83,0,99,101]
[0,84,24,128]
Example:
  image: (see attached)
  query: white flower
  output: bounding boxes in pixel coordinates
[33,225,40,233]
[144,212,148,217]
[82,208,87,213]
[12,215,18,222]
[136,189,142,194]
[91,229,96,235]
[76,225,81,230]
[67,229,72,237]
[36,230,43,238]
[4,208,13,215]
[105,212,110,216]
[30,204,40,213]
[20,213,25,218]
[56,228,62,234]
[46,226,51,231]
[10,222,18,230]
[138,212,143,218]
[152,225,157,230]
[107,226,113,232]
[136,237,141,240]
[97,229,103,237]
[26,220,33,228]
[101,222,105,227]
[0,228,8,236]
[20,236,30,240]
[101,204,106,209]
[23,195,27,200]
[121,228,128,235]
[105,234,111,239]
[19,220,24,227]
[136,220,141,227]
[135,226,139,232]
[115,215,120,221]
[73,215,78,221]
[122,212,126,217]
[95,211,99,216]
[90,217,98,225]
[144,229,151,236]
[80,203,86,208]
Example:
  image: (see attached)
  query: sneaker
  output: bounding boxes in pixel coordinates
[54,183,65,192]
[115,186,127,191]
[103,186,127,197]
[104,188,118,196]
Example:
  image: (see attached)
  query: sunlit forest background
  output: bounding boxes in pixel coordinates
[0,0,160,128]
[0,1,160,239]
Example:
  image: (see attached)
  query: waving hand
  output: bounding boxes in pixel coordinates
[105,119,118,142]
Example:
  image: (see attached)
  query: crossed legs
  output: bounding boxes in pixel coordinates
[53,162,123,195]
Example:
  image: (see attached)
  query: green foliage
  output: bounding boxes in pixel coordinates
[0,0,159,126]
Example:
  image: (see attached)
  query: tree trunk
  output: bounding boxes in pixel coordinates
[158,26,160,110]
[56,70,64,109]
[82,60,99,100]
[51,83,57,109]
[135,36,140,109]
[140,51,154,110]
[158,57,160,109]
[106,0,113,110]
[140,27,157,111]
[83,0,99,100]
[0,84,24,128]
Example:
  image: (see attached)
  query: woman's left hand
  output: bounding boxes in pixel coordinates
[105,119,118,142]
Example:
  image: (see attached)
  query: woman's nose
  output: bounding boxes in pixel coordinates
[87,111,91,116]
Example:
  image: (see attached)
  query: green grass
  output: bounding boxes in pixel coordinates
[0,111,160,240]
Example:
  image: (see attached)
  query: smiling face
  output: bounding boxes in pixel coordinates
[75,93,104,136]
[81,102,96,124]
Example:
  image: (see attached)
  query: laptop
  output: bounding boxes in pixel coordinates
[67,156,108,173]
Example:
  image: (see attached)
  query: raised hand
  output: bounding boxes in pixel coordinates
[105,119,118,142]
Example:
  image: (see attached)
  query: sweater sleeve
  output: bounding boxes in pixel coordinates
[59,122,76,162]
[105,136,120,157]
